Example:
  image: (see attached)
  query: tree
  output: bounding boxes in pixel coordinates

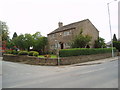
[13,34,34,51]
[13,34,25,50]
[71,30,92,48]
[113,34,117,47]
[0,21,9,41]
[113,34,117,41]
[12,32,48,53]
[113,41,120,51]
[24,34,34,51]
[6,39,15,50]
[94,37,106,48]
[12,32,18,39]
[33,36,48,53]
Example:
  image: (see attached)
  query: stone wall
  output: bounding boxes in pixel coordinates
[60,53,118,65]
[3,52,118,66]
[3,55,58,66]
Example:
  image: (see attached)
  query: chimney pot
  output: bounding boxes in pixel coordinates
[58,22,63,28]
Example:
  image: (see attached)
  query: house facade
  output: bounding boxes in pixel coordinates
[47,19,99,51]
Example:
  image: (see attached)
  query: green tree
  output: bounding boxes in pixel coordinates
[113,34,117,47]
[33,36,48,53]
[13,34,34,51]
[94,37,106,48]
[6,39,15,49]
[71,30,92,48]
[13,34,26,50]
[12,32,48,53]
[32,32,42,40]
[113,41,120,51]
[113,34,117,41]
[0,21,9,41]
[12,32,18,39]
[24,34,34,51]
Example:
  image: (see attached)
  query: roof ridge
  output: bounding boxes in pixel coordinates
[48,19,89,35]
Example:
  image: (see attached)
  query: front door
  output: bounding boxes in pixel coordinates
[60,43,64,49]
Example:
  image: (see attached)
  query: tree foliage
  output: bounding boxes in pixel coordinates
[0,21,48,54]
[113,34,117,41]
[71,30,92,48]
[13,34,34,50]
[94,37,106,48]
[12,32,48,53]
[12,32,18,39]
[113,41,120,51]
[0,21,9,41]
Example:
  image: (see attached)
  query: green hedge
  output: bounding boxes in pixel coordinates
[59,48,116,57]
[5,50,13,54]
[12,50,19,55]
[29,51,36,56]
[28,51,39,56]
[18,51,28,55]
[33,52,39,57]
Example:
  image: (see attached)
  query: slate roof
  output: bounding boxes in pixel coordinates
[48,19,96,35]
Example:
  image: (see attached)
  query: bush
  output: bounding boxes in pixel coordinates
[59,48,116,57]
[33,52,39,57]
[12,50,19,55]
[113,41,120,52]
[18,51,28,55]
[5,50,12,54]
[28,51,36,56]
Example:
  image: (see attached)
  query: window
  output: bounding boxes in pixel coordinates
[51,45,55,49]
[64,43,71,48]
[50,34,55,39]
[63,31,70,36]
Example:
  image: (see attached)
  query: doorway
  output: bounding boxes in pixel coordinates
[60,43,64,49]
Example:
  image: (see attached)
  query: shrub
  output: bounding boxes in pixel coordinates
[59,48,116,57]
[18,51,28,55]
[113,41,120,52]
[5,50,12,54]
[12,50,19,55]
[33,52,39,57]
[28,51,36,56]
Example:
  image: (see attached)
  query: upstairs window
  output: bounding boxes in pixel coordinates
[50,34,55,39]
[63,31,70,36]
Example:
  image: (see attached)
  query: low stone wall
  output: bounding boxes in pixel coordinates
[3,54,58,66]
[3,52,118,66]
[60,52,118,65]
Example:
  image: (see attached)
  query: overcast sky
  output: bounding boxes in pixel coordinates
[0,0,118,42]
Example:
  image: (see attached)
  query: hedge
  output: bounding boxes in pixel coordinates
[59,48,116,57]
[29,51,39,56]
[18,51,28,55]
[33,52,39,57]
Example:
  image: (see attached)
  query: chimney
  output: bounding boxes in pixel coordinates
[58,22,63,28]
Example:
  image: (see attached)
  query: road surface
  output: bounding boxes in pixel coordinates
[1,57,119,88]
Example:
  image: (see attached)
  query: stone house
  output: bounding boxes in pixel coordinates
[47,19,99,52]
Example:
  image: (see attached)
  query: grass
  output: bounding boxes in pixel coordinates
[38,55,57,59]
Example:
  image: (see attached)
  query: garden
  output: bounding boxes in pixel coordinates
[4,50,57,59]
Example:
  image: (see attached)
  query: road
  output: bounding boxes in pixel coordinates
[1,57,119,88]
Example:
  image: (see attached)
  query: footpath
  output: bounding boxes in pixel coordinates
[71,56,119,66]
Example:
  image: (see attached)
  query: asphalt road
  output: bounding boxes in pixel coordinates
[1,57,119,88]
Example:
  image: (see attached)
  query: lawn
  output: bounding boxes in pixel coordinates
[38,55,57,59]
